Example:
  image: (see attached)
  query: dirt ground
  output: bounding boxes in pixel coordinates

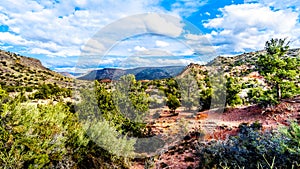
[131,97,300,169]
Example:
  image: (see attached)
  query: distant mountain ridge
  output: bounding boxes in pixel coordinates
[77,66,186,80]
[1,47,299,86]
[77,48,300,81]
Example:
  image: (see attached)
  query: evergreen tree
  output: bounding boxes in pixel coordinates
[198,76,212,111]
[164,78,180,98]
[257,38,300,105]
[166,94,181,114]
[113,74,149,123]
[112,74,149,136]
[177,74,200,111]
[226,76,242,106]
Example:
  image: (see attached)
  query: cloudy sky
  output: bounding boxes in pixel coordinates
[0,0,300,72]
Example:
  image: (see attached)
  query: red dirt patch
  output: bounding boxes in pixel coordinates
[132,99,300,169]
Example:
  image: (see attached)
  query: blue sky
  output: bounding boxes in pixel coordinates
[0,0,300,73]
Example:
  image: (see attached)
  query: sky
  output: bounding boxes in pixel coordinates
[0,0,300,73]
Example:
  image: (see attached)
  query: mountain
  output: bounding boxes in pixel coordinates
[0,49,74,89]
[77,66,186,81]
[2,47,298,88]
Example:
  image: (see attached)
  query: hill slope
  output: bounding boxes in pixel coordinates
[0,49,74,89]
[206,48,300,76]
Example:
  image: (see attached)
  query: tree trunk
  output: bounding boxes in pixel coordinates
[276,83,281,101]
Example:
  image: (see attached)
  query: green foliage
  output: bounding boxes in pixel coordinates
[281,122,300,155]
[249,87,280,107]
[0,89,135,168]
[177,74,199,111]
[113,75,149,123]
[166,94,180,113]
[225,76,242,107]
[33,83,72,99]
[0,100,89,168]
[164,78,180,98]
[78,74,149,137]
[84,119,136,158]
[112,74,149,136]
[257,38,300,106]
[198,78,212,111]
[0,86,10,113]
[198,73,226,111]
[0,86,8,101]
[197,122,300,169]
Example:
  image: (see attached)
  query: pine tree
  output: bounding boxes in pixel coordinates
[257,38,300,105]
[166,94,181,114]
[177,74,199,111]
[226,76,242,107]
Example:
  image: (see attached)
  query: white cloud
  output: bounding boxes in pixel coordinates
[105,34,201,57]
[143,13,183,37]
[155,40,169,47]
[204,4,298,33]
[81,39,106,55]
[134,46,148,52]
[0,0,215,70]
[185,34,206,41]
[0,32,28,45]
[0,0,170,58]
[184,33,216,57]
[122,56,199,68]
[245,0,300,10]
[203,3,300,54]
[169,0,209,16]
[80,13,186,57]
[180,49,194,55]
[135,49,172,56]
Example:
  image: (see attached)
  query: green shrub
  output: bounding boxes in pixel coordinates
[78,78,149,138]
[0,93,134,168]
[281,122,300,155]
[0,101,87,168]
[226,76,242,107]
[197,122,300,169]
[166,94,180,113]
[25,86,33,92]
[33,83,72,99]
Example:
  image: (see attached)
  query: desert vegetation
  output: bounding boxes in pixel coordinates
[0,38,299,168]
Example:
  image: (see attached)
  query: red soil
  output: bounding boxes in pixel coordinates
[132,98,300,168]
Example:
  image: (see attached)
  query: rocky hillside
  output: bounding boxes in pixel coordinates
[206,48,300,76]
[0,49,74,89]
